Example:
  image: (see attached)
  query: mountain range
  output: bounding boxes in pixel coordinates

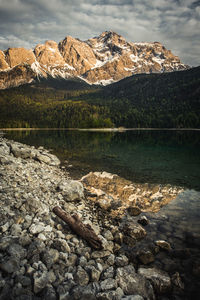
[0,31,189,89]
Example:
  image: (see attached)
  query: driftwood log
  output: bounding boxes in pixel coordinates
[53,206,103,250]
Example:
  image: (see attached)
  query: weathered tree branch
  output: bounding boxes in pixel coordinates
[53,206,103,250]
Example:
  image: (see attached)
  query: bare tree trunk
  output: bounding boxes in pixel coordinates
[53,206,103,250]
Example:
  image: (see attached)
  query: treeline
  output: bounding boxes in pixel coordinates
[0,67,199,128]
[0,89,113,128]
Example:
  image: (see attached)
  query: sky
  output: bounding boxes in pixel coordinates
[0,0,199,67]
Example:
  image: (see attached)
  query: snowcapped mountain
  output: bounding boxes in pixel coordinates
[0,31,189,89]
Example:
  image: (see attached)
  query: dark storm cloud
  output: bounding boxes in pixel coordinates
[0,0,199,66]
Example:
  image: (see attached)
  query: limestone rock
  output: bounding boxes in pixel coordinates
[70,283,97,300]
[53,238,71,253]
[127,206,141,216]
[138,250,155,265]
[7,243,27,260]
[42,248,59,268]
[155,240,172,251]
[0,258,19,273]
[87,266,101,282]
[100,278,118,291]
[97,198,112,210]
[102,267,114,280]
[33,270,48,293]
[0,142,10,155]
[171,272,184,289]
[103,230,114,241]
[35,152,60,166]
[115,265,155,299]
[138,216,149,226]
[91,250,111,259]
[138,267,171,294]
[42,284,57,300]
[57,180,84,201]
[0,236,19,251]
[11,144,34,159]
[74,266,89,286]
[97,289,124,300]
[29,223,45,235]
[122,296,144,300]
[120,220,147,246]
[115,255,129,267]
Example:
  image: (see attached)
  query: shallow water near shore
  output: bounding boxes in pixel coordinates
[4,129,200,189]
[4,129,200,297]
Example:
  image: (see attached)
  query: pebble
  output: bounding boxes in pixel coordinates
[100,278,118,291]
[138,250,155,265]
[115,255,129,267]
[0,258,19,273]
[155,240,172,251]
[74,266,89,286]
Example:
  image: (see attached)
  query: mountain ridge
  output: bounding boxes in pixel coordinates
[0,31,189,89]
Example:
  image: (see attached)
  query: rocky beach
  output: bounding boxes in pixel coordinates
[0,135,199,300]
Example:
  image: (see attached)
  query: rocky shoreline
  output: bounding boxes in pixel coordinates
[0,137,198,299]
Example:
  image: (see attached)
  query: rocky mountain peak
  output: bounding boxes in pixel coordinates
[0,31,189,89]
[98,30,125,43]
[4,47,36,68]
[34,40,65,67]
[58,35,96,74]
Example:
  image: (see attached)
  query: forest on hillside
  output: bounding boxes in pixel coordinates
[0,67,199,128]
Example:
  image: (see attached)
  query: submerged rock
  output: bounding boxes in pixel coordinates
[127,206,141,216]
[120,218,147,247]
[138,267,171,294]
[138,216,149,226]
[115,265,155,299]
[81,171,183,214]
[138,250,155,265]
[155,240,172,251]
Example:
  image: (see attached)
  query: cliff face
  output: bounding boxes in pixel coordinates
[0,31,189,89]
[4,48,36,68]
[58,36,97,75]
[0,65,36,89]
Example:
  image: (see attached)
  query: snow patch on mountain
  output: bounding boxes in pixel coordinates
[31,61,43,75]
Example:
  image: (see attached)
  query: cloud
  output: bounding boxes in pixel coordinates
[0,0,199,66]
